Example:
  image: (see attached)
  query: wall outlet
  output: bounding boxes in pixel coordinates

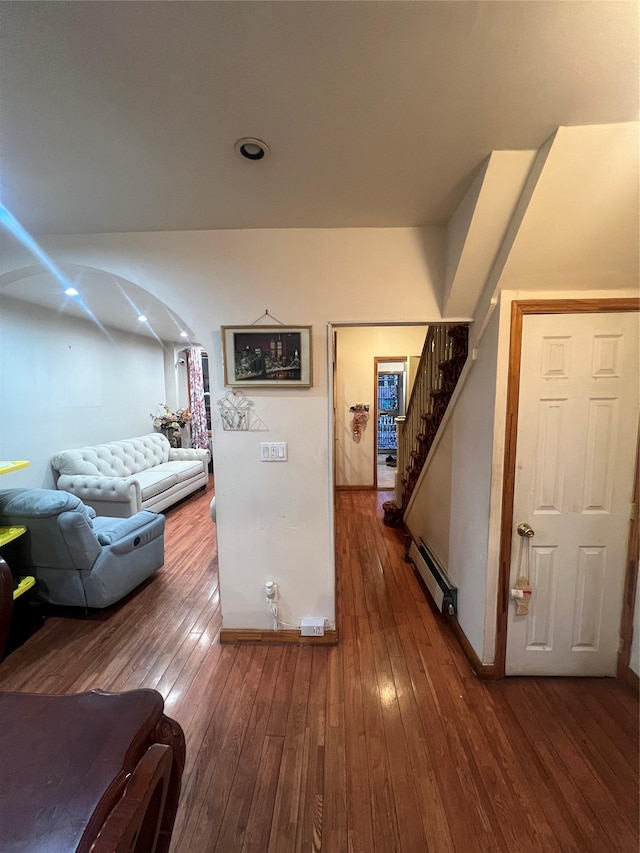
[300,616,325,636]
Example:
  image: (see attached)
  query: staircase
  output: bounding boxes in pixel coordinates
[383,324,469,526]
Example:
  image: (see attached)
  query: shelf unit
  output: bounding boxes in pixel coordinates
[0,461,29,475]
[0,526,27,549]
[0,461,34,605]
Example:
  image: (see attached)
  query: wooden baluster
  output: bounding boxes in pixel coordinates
[385,324,470,521]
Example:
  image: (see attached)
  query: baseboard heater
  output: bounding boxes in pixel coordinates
[408,537,457,617]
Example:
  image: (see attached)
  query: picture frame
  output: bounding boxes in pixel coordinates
[221,325,313,387]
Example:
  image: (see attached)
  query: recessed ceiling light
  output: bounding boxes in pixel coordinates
[138,315,148,322]
[234,137,270,161]
[180,331,188,338]
[64,287,79,296]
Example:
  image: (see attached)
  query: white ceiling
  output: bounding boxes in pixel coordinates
[0,1,637,236]
[0,263,197,342]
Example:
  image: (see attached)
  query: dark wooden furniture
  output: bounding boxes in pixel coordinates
[0,557,12,659]
[0,689,185,852]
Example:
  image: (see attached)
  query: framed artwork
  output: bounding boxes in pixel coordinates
[221,325,313,387]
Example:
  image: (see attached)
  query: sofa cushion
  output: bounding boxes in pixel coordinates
[52,434,171,478]
[133,471,178,501]
[153,460,204,484]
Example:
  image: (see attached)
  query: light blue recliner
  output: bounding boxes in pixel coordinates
[0,488,165,608]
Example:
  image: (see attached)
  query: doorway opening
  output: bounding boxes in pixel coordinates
[332,324,427,492]
[374,358,406,490]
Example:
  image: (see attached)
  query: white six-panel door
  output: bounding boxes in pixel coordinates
[506,312,639,676]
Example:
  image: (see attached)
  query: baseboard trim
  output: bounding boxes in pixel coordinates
[620,664,640,697]
[403,529,498,679]
[220,628,339,645]
[449,617,498,680]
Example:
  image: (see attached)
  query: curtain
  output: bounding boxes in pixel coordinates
[187,347,209,450]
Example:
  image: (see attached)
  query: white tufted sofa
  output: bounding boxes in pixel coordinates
[51,433,210,518]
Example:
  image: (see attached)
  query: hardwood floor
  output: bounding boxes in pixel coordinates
[0,483,638,852]
[377,454,396,489]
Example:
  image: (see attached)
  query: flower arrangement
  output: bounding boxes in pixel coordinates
[151,404,192,430]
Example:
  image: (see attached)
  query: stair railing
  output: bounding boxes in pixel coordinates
[385,324,469,525]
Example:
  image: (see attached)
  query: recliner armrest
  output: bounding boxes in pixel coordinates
[106,517,165,557]
[93,511,163,546]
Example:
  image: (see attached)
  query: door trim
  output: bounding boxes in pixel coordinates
[495,297,640,678]
[618,429,639,691]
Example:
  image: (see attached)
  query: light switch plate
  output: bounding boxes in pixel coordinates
[260,442,288,461]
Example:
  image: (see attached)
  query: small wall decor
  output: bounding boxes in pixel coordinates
[349,403,370,443]
[216,391,254,431]
[222,325,312,387]
[216,390,268,431]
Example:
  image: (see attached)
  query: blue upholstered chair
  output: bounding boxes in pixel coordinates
[0,488,165,608]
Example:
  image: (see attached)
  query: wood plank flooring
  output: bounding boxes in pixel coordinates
[377,454,396,489]
[0,483,638,852]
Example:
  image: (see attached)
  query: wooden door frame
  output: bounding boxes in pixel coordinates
[373,356,406,490]
[495,297,640,679]
[618,430,639,691]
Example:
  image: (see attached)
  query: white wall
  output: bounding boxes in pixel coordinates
[497,124,639,291]
[404,419,453,568]
[448,309,500,658]
[0,295,169,489]
[444,159,488,304]
[443,150,537,317]
[405,309,500,658]
[335,325,427,488]
[2,226,444,630]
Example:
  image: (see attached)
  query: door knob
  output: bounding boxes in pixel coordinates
[517,522,534,538]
